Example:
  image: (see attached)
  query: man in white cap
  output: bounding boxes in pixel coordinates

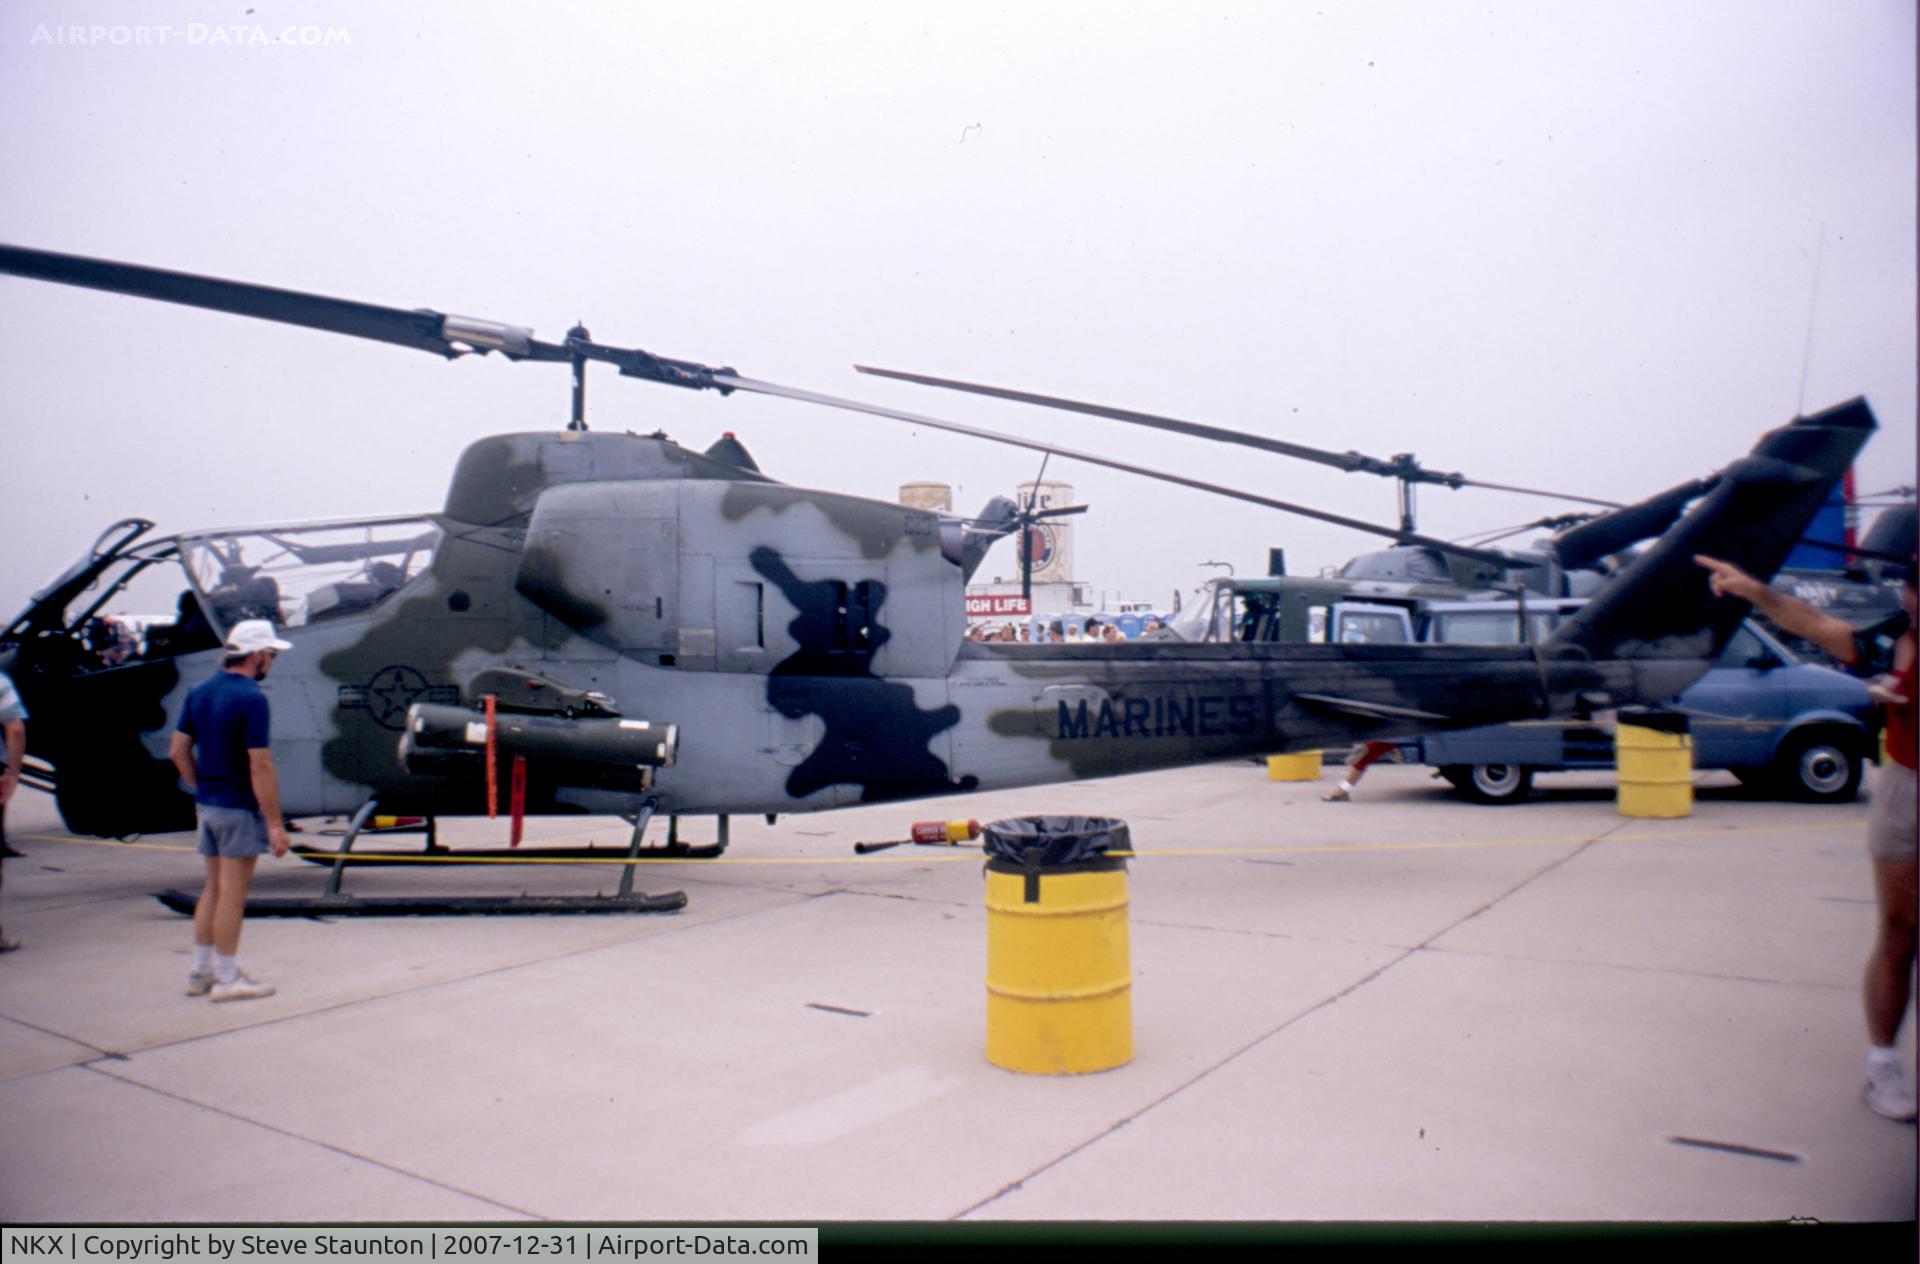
[168,618,293,1001]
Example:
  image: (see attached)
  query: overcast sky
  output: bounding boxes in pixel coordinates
[2,0,1913,615]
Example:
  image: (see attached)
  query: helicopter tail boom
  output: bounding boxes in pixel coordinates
[1547,397,1876,663]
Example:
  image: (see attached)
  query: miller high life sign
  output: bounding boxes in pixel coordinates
[966,594,1032,617]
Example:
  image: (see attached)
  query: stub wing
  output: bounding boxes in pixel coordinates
[1292,693,1451,723]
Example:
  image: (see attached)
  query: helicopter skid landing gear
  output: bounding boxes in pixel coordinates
[153,798,686,917]
[631,813,729,861]
[149,890,687,917]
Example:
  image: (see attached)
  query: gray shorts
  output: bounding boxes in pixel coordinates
[197,804,268,859]
[1867,761,1916,863]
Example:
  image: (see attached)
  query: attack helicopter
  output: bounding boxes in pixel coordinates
[0,243,1879,915]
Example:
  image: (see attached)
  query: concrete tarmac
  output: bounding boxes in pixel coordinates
[1,760,1914,1224]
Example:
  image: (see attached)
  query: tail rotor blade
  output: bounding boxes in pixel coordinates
[1550,476,1718,571]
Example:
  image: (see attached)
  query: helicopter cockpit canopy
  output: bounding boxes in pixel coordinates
[1165,579,1286,644]
[1,515,445,679]
[178,517,441,629]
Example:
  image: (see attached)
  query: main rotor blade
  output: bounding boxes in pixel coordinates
[719,374,1517,567]
[0,243,570,362]
[0,243,739,394]
[855,364,1621,509]
[857,363,1383,472]
[1456,477,1619,508]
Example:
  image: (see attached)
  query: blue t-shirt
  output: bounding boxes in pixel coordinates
[177,670,271,811]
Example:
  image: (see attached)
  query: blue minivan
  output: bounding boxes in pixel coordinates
[1382,600,1877,804]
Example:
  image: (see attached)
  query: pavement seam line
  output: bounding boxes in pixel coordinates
[1428,817,1631,935]
[953,821,1630,1219]
[1416,941,1854,991]
[81,1061,543,1218]
[0,1014,123,1071]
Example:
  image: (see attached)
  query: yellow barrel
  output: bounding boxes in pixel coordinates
[1267,751,1323,781]
[985,858,1132,1075]
[1617,719,1693,818]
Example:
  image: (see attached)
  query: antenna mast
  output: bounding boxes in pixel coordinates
[1796,222,1825,417]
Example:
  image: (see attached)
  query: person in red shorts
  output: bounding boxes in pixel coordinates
[1697,550,1917,1122]
[1323,740,1400,803]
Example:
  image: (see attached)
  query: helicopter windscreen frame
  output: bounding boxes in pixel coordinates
[1166,580,1240,643]
[177,516,442,631]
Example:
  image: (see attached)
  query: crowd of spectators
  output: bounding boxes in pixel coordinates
[964,616,1166,644]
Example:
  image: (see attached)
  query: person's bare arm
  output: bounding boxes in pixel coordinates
[1694,555,1858,663]
[169,731,197,794]
[248,748,290,857]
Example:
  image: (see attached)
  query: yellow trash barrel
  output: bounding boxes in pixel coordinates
[1616,714,1692,819]
[983,817,1132,1075]
[1267,751,1323,781]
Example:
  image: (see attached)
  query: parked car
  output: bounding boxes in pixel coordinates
[1399,605,1877,804]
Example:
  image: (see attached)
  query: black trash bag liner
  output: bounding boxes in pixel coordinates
[1618,709,1690,736]
[982,815,1130,867]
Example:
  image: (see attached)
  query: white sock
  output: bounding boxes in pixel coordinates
[194,944,215,973]
[216,954,239,985]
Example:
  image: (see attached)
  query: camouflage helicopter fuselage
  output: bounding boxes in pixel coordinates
[10,397,1873,838]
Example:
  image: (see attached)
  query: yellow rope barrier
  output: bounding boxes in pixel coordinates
[11,820,1837,867]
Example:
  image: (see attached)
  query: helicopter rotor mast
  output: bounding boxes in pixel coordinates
[1007,452,1089,604]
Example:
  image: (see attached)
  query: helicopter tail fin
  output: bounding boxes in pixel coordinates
[1546,398,1877,662]
[704,431,763,473]
[939,495,1021,582]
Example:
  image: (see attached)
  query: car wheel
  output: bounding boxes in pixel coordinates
[1446,763,1533,804]
[1773,730,1862,803]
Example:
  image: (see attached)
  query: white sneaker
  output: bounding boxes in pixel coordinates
[210,973,276,1003]
[185,969,215,997]
[1865,1064,1918,1122]
[1322,787,1351,802]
